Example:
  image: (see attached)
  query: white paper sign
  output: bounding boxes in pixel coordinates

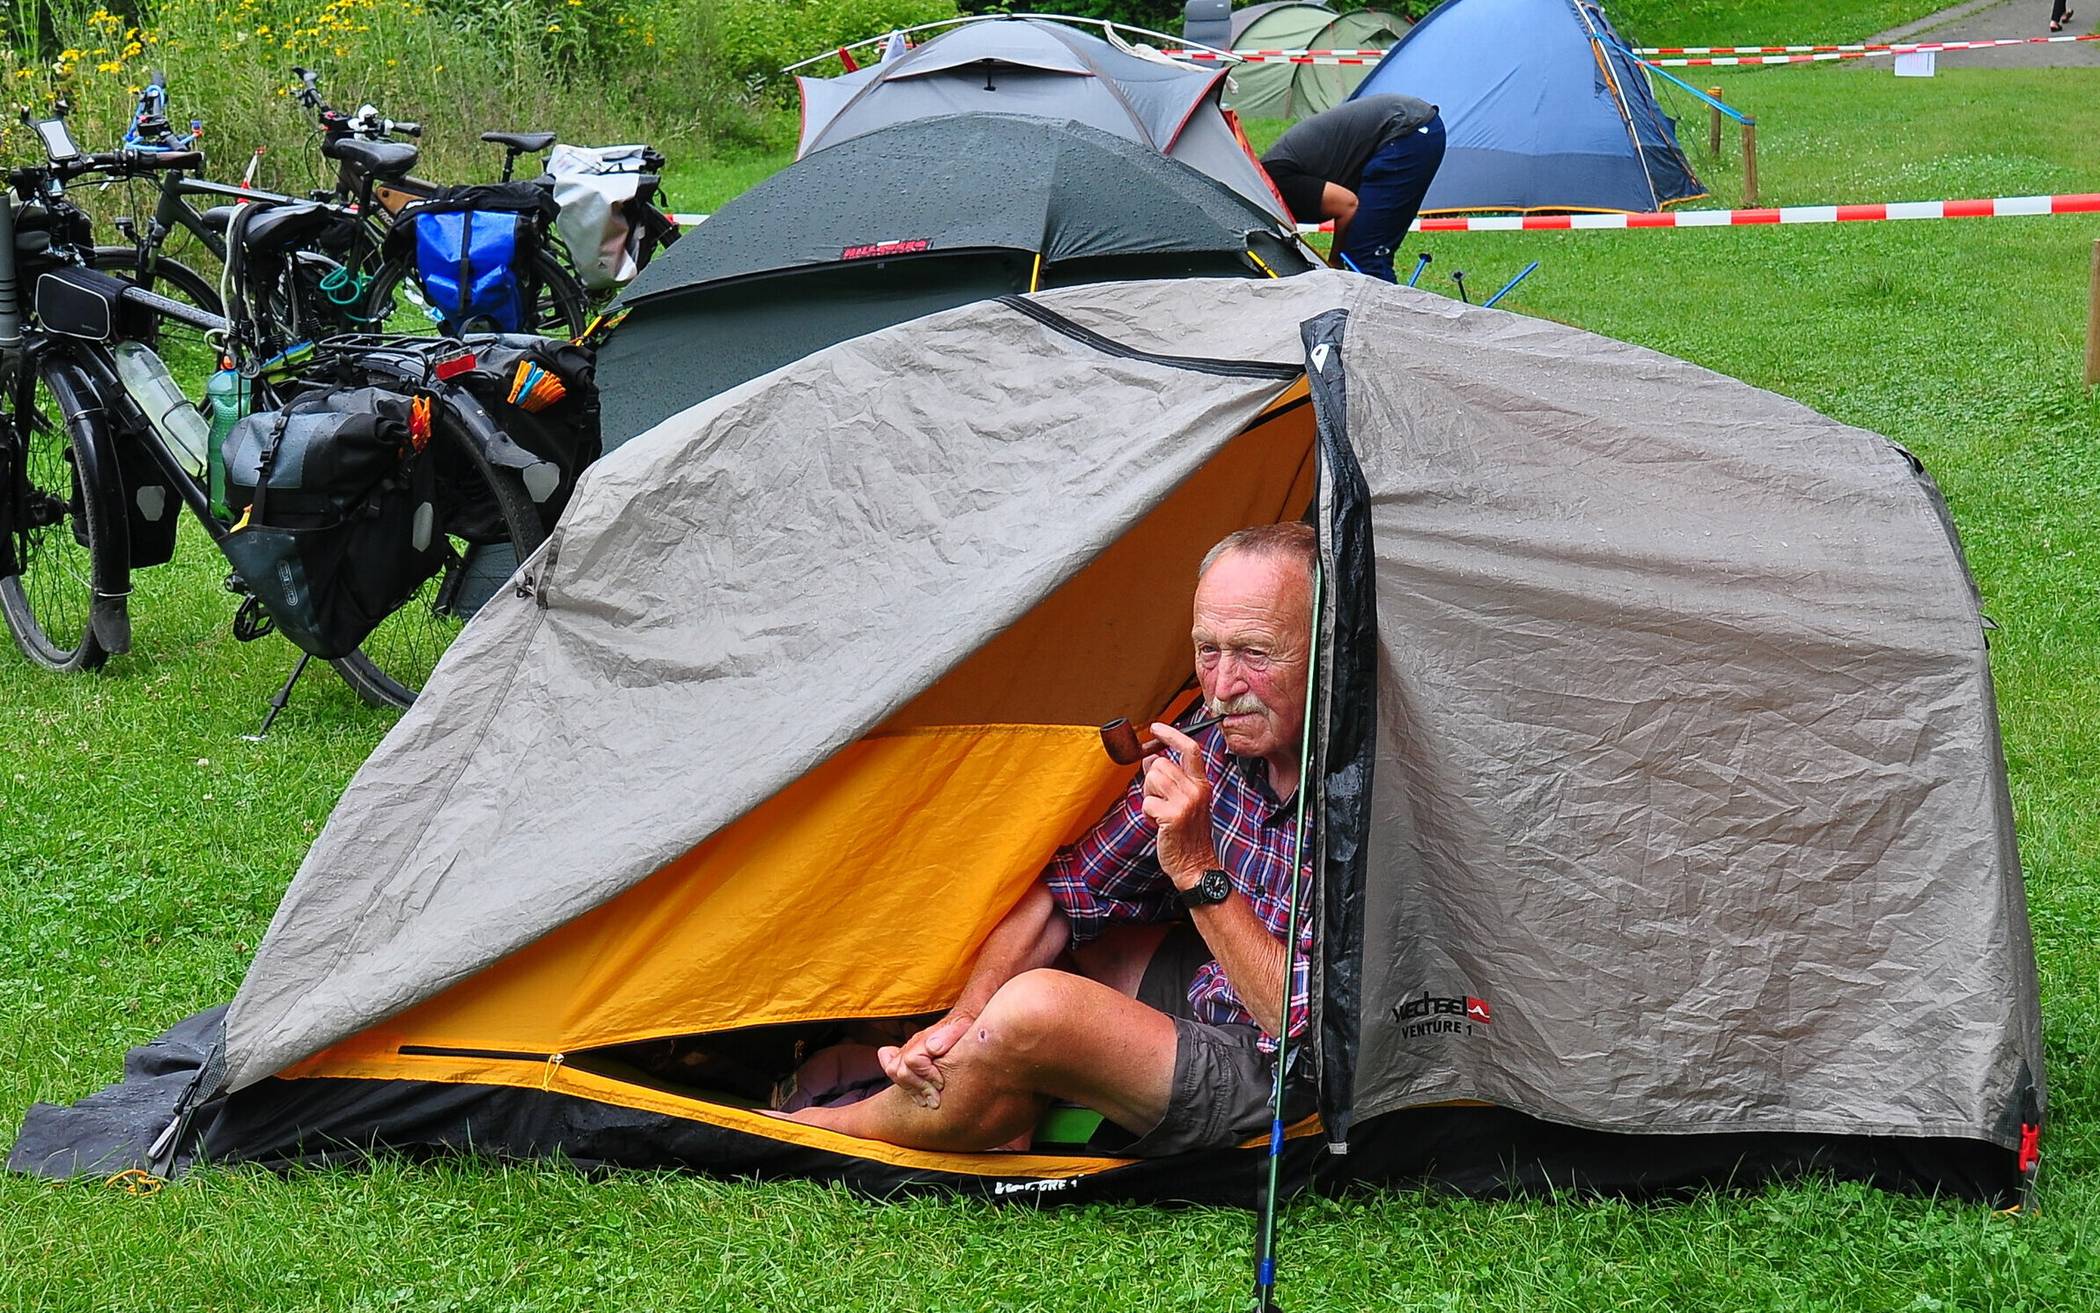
[1894,50,1938,77]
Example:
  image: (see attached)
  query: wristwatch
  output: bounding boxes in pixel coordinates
[1177,867,1233,909]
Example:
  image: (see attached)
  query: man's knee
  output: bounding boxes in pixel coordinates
[970,968,1087,1071]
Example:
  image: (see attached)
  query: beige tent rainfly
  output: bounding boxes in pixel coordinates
[14,273,2043,1206]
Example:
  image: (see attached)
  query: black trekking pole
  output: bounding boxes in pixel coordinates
[1249,557,1322,1313]
[1449,269,1471,304]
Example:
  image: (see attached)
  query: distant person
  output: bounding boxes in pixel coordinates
[1260,93,1446,283]
[2050,2,2074,32]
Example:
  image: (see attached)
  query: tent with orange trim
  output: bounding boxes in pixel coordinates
[12,272,2042,1205]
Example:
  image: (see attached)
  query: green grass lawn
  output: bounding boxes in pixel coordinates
[6,35,2099,1313]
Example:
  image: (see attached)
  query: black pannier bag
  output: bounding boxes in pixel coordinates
[449,334,600,535]
[219,387,445,659]
[111,430,180,568]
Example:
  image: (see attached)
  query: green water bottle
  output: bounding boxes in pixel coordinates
[204,367,249,521]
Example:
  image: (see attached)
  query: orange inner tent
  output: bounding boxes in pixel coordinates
[288,381,1319,1097]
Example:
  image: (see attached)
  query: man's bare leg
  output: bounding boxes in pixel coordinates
[789,968,1177,1152]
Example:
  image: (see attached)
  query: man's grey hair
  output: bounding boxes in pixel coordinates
[1198,521,1318,580]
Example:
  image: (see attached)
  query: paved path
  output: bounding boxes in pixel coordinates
[1868,0,2100,67]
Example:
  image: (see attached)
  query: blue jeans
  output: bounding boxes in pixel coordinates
[1336,114,1447,283]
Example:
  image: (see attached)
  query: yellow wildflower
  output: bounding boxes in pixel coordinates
[97,60,122,73]
[546,22,561,32]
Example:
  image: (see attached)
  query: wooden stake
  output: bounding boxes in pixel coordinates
[1742,119,1759,208]
[2086,239,2100,386]
[1708,87,1724,156]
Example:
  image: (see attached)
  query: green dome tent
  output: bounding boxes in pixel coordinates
[1223,4,1412,120]
[594,114,1313,450]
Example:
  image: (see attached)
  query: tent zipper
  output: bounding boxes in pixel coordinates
[398,1044,557,1062]
[995,295,1302,380]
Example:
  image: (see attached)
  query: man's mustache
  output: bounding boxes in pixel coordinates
[1208,693,1267,717]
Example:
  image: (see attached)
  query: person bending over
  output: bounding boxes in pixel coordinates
[784,523,1318,1156]
[1261,93,1445,283]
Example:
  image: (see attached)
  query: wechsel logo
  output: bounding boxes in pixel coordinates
[1393,990,1494,1039]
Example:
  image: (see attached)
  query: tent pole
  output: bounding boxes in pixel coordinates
[1249,553,1323,1313]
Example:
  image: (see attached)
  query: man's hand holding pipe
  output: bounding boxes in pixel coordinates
[1141,722,1220,889]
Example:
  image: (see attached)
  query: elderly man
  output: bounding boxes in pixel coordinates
[785,522,1317,1155]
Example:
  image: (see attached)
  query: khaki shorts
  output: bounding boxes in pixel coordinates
[1114,924,1311,1158]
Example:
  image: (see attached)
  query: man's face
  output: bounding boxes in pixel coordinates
[1190,549,1313,765]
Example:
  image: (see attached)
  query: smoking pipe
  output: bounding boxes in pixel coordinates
[1099,713,1227,765]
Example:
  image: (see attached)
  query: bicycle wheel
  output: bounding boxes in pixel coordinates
[0,356,124,672]
[90,248,224,385]
[358,247,588,340]
[328,412,549,709]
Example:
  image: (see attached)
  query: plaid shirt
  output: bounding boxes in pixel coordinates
[1044,716,1312,1050]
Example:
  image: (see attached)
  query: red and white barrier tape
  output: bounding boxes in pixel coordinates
[1645,33,2100,66]
[1166,49,1384,65]
[1161,32,2100,68]
[676,198,2100,240]
[1635,34,2099,55]
[1303,193,2100,234]
[1163,48,1390,60]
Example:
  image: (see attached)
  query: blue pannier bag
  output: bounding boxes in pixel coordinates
[389,182,557,334]
[416,210,524,332]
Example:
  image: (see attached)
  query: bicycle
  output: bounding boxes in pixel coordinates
[105,74,679,344]
[0,112,563,723]
[289,68,589,340]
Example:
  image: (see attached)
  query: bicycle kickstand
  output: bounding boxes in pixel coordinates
[245,653,313,741]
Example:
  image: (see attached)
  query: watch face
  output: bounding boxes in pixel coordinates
[1201,868,1232,903]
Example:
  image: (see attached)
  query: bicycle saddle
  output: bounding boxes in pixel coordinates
[481,130,555,154]
[234,199,354,253]
[199,204,239,234]
[321,135,420,181]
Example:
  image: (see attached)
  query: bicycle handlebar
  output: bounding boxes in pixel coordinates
[10,148,203,190]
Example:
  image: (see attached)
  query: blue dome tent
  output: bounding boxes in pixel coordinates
[1354,0,1705,214]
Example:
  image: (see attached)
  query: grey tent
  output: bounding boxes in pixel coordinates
[798,16,1289,223]
[1223,4,1412,120]
[13,273,2043,1205]
[596,113,1313,449]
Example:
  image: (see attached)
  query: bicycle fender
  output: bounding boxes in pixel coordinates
[44,361,134,655]
[440,386,548,476]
